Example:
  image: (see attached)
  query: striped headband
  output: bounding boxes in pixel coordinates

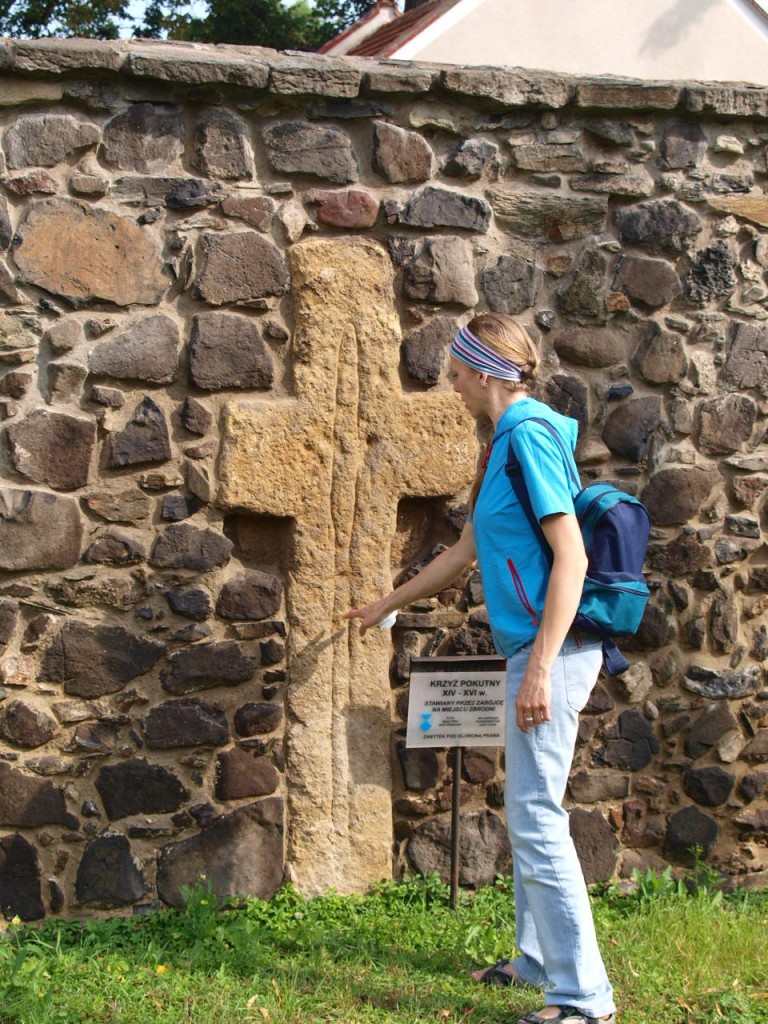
[450,324,524,382]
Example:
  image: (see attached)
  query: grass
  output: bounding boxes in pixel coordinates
[0,870,766,1024]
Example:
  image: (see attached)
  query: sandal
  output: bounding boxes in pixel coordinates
[518,1008,616,1024]
[473,958,531,988]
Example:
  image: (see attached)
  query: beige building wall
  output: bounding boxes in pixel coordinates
[393,0,768,85]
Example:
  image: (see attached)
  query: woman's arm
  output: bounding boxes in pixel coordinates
[345,521,477,636]
[515,511,588,734]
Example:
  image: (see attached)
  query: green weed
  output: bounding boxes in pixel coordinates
[0,872,765,1024]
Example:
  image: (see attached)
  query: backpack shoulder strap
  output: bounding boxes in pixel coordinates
[504,416,579,560]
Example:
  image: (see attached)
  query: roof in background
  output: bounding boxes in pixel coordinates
[330,0,464,58]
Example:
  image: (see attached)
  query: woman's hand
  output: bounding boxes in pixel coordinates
[344,602,390,637]
[515,660,552,733]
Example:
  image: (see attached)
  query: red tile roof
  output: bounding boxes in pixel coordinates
[339,0,463,59]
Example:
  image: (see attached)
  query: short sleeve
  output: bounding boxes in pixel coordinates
[510,421,576,522]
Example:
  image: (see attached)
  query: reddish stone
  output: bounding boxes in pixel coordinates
[312,188,379,228]
[6,172,58,195]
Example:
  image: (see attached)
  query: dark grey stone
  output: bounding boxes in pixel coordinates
[0,600,19,646]
[697,394,756,455]
[189,313,274,391]
[557,247,608,323]
[482,253,541,314]
[569,808,617,884]
[1,699,58,749]
[613,255,682,308]
[108,396,171,468]
[444,138,498,179]
[165,179,226,209]
[664,805,718,863]
[234,702,282,737]
[21,614,57,653]
[259,638,284,666]
[632,321,688,385]
[622,602,675,653]
[0,198,11,251]
[616,200,702,254]
[215,748,279,800]
[91,386,125,408]
[180,397,213,436]
[683,663,762,700]
[83,528,146,566]
[0,833,44,922]
[144,697,229,749]
[641,467,719,525]
[661,122,707,168]
[402,317,456,386]
[404,237,478,307]
[111,175,224,208]
[160,495,202,522]
[684,242,738,305]
[193,232,289,305]
[683,766,734,807]
[4,114,100,169]
[41,621,165,698]
[647,532,711,577]
[462,748,497,784]
[0,762,77,827]
[102,103,184,173]
[192,107,253,180]
[165,585,212,621]
[743,731,768,764]
[156,798,284,907]
[390,186,491,233]
[722,321,768,396]
[397,743,440,791]
[161,641,255,696]
[46,360,88,404]
[407,810,511,887]
[6,409,96,491]
[544,374,589,433]
[95,759,189,820]
[263,122,358,183]
[0,369,34,399]
[602,396,662,461]
[569,769,629,803]
[216,570,283,622]
[88,315,179,384]
[553,326,626,367]
[372,121,433,183]
[150,523,232,570]
[599,709,660,771]
[75,834,145,907]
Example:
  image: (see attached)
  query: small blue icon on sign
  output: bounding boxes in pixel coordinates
[420,713,433,733]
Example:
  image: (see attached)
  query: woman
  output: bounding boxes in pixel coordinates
[345,313,616,1024]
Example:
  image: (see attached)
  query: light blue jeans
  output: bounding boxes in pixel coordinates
[504,637,616,1018]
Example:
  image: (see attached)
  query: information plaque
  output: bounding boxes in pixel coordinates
[406,656,507,749]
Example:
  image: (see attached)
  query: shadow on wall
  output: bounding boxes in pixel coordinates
[640,0,719,57]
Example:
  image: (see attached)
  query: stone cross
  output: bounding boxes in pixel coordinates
[217,238,476,894]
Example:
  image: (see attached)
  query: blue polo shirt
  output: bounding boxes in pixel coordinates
[471,398,580,656]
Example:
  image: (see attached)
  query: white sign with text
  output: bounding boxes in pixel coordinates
[406,656,507,748]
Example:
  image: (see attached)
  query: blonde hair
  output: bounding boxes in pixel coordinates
[465,313,540,391]
[465,314,540,511]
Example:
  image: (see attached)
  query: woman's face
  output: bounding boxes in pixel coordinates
[449,357,487,419]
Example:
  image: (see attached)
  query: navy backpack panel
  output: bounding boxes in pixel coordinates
[505,418,651,675]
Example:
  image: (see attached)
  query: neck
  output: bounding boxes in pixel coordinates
[487,386,527,428]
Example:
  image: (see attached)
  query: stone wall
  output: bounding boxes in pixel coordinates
[0,38,767,922]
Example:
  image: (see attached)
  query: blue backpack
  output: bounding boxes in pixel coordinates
[505,417,651,676]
